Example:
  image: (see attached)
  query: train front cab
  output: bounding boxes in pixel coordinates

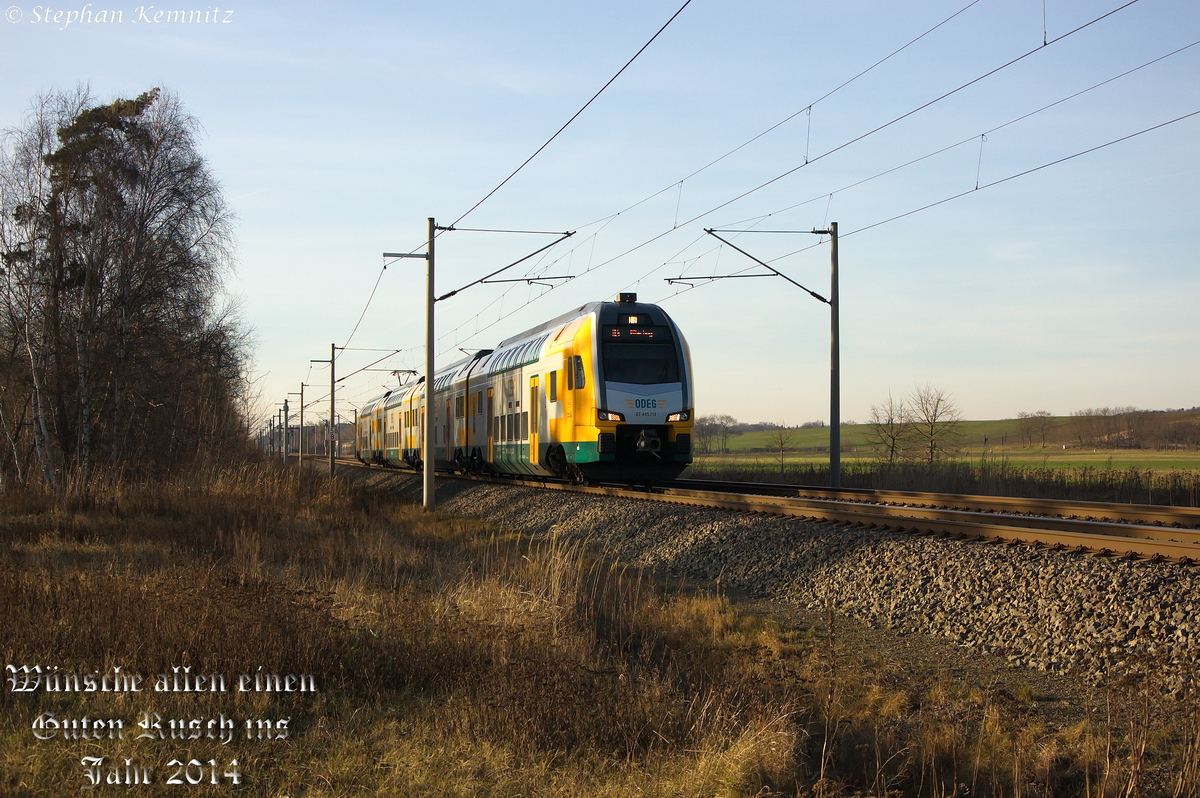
[554,294,693,482]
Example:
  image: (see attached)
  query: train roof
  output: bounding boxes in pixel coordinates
[496,294,673,347]
[358,295,677,412]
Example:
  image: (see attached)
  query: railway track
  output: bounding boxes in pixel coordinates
[671,478,1200,528]
[333,458,1200,564]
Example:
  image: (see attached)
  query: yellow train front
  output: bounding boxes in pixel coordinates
[355,293,694,482]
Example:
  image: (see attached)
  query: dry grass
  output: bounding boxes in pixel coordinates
[2,462,1197,795]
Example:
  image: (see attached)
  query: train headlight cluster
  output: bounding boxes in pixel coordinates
[667,411,690,422]
[597,409,625,422]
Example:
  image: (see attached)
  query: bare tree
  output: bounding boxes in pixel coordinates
[908,384,962,465]
[713,414,739,453]
[1015,411,1035,448]
[1032,410,1054,448]
[0,87,247,488]
[693,414,719,455]
[770,423,796,479]
[866,392,911,465]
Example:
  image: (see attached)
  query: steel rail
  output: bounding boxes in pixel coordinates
[535,480,1200,564]
[669,478,1200,528]
[330,459,1200,564]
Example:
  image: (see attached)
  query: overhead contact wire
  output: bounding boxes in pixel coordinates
[656,107,1200,304]
[708,34,1200,246]
[672,0,1145,228]
[339,1,692,353]
[607,0,1148,286]
[845,109,1200,239]
[574,0,986,231]
[447,0,695,230]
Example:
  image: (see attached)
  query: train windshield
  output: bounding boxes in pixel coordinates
[602,341,680,385]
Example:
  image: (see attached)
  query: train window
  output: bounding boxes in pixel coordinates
[520,412,529,440]
[455,396,464,419]
[549,371,557,402]
[566,362,574,391]
[602,342,679,385]
[572,355,586,390]
[477,391,483,415]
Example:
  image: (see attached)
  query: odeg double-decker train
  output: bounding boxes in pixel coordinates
[355,293,693,483]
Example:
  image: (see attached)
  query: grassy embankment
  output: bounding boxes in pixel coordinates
[3,462,1199,795]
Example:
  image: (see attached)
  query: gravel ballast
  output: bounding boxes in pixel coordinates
[354,469,1200,692]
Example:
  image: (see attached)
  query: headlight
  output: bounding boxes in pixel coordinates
[667,411,690,422]
[597,409,625,422]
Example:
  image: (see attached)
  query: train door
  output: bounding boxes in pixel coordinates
[486,388,494,461]
[458,393,467,449]
[468,390,476,445]
[529,376,539,466]
[563,351,575,439]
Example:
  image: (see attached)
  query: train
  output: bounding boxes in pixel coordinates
[354,293,694,483]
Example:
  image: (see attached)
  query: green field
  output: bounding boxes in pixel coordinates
[707,417,1200,472]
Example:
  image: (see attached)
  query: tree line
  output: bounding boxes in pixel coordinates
[1057,407,1199,450]
[0,88,251,490]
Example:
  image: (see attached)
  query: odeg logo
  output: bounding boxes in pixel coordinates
[626,398,663,409]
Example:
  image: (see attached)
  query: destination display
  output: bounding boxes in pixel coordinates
[604,325,669,341]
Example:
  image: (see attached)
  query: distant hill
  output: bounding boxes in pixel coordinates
[708,409,1200,454]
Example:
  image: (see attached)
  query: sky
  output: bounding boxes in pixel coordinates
[2,0,1197,429]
